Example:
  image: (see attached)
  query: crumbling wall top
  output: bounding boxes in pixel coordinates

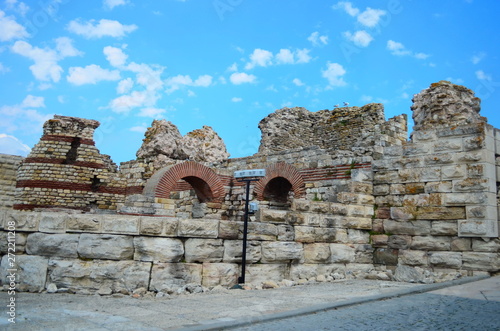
[43,115,100,140]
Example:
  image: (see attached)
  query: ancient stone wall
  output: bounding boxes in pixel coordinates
[258,104,407,155]
[0,154,23,209]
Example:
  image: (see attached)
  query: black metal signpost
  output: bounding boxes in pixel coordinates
[234,169,265,284]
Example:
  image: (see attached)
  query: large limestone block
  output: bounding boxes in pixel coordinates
[218,221,242,239]
[458,219,498,238]
[247,222,277,241]
[102,215,140,235]
[431,221,458,236]
[78,234,134,260]
[184,239,224,263]
[410,236,451,251]
[6,211,39,232]
[26,233,80,258]
[133,237,184,262]
[471,238,500,252]
[202,262,239,287]
[393,264,424,283]
[429,252,462,269]
[332,216,372,230]
[0,231,28,254]
[347,229,370,244]
[39,212,68,233]
[330,244,355,263]
[462,252,500,271]
[149,263,202,292]
[294,226,336,243]
[47,258,151,293]
[0,255,48,292]
[245,264,288,285]
[399,250,429,266]
[261,242,303,263]
[384,220,431,236]
[67,214,101,232]
[259,209,288,223]
[178,219,219,238]
[223,240,261,263]
[304,243,331,263]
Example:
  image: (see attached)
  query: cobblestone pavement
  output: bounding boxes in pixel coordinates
[236,277,500,331]
[0,276,498,330]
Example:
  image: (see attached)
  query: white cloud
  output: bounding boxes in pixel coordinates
[292,78,304,86]
[357,8,386,27]
[387,40,429,60]
[21,95,45,108]
[334,2,359,16]
[344,30,373,47]
[322,62,347,88]
[295,48,312,64]
[0,62,9,74]
[117,77,134,94]
[231,97,242,102]
[130,125,147,133]
[104,0,129,10]
[127,62,165,91]
[165,74,213,93]
[103,46,128,67]
[0,10,29,41]
[57,95,66,103]
[109,90,154,113]
[55,37,83,57]
[360,95,373,102]
[138,107,166,118]
[476,70,492,81]
[227,63,238,72]
[229,72,256,85]
[0,134,31,156]
[245,48,273,70]
[308,31,328,46]
[471,52,486,65]
[67,19,137,39]
[67,64,121,85]
[275,49,294,64]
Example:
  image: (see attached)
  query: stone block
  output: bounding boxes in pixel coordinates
[277,224,295,241]
[429,252,462,269]
[202,263,239,287]
[291,199,310,212]
[424,153,453,165]
[433,138,463,152]
[466,205,497,219]
[453,178,491,192]
[451,238,472,251]
[150,263,202,292]
[285,211,306,225]
[6,211,39,232]
[0,255,48,292]
[347,229,370,244]
[259,209,288,223]
[425,181,453,193]
[399,250,428,266]
[384,219,431,236]
[330,244,355,263]
[332,216,372,230]
[218,221,242,239]
[458,219,498,238]
[441,165,465,179]
[443,192,494,206]
[462,252,500,271]
[26,233,80,258]
[223,240,261,263]
[373,248,398,265]
[309,202,330,214]
[47,258,151,294]
[294,226,336,243]
[431,221,458,236]
[247,222,277,241]
[39,212,68,233]
[354,244,373,264]
[393,265,424,283]
[373,171,399,184]
[351,168,373,182]
[346,205,373,218]
[261,241,303,263]
[67,214,101,232]
[303,243,331,263]
[139,217,164,236]
[245,264,288,285]
[371,234,388,247]
[471,239,500,252]
[290,263,346,281]
[178,219,219,238]
[184,238,224,263]
[388,235,411,249]
[102,215,140,235]
[410,236,451,251]
[398,167,441,183]
[78,234,134,260]
[0,231,28,253]
[133,237,184,263]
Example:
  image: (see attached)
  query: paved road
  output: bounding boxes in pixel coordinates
[236,278,500,331]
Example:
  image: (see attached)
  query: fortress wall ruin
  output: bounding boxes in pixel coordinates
[0,81,499,295]
[0,154,23,209]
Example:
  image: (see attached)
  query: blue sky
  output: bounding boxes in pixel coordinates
[0,0,499,164]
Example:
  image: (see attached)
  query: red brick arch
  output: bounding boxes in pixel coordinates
[254,162,305,200]
[144,161,225,203]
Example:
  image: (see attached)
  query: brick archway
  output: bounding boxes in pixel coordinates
[144,161,225,203]
[254,162,305,200]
